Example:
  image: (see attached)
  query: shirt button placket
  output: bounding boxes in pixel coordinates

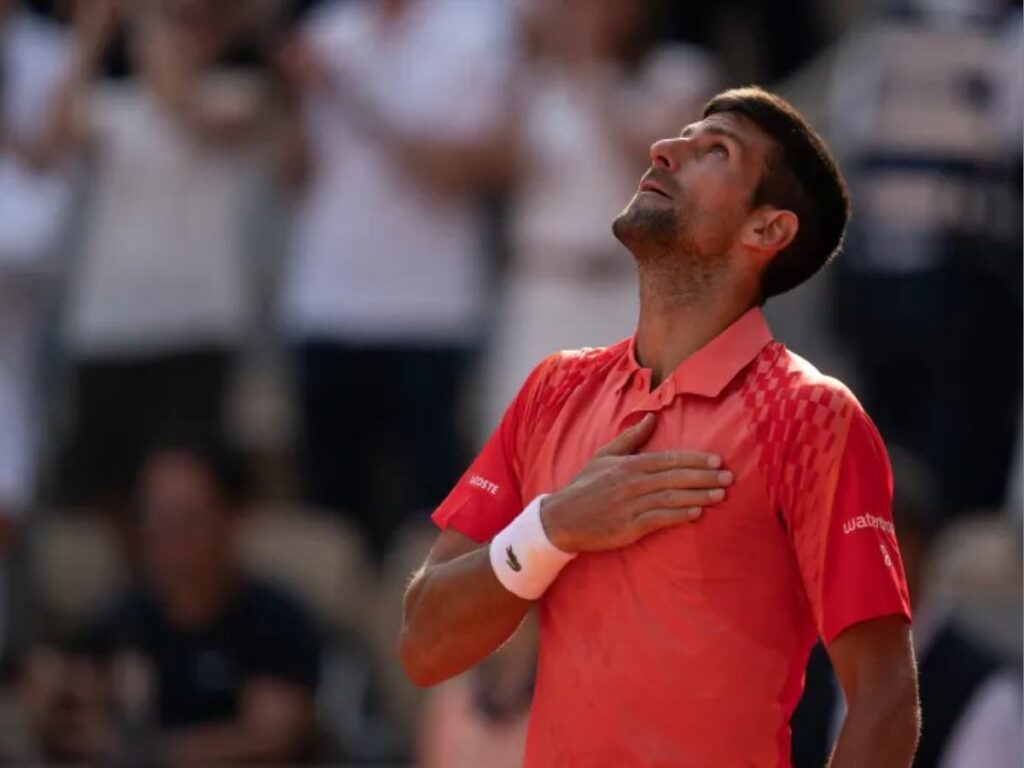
[660,380,676,407]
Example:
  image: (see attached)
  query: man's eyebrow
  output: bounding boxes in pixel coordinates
[680,122,746,150]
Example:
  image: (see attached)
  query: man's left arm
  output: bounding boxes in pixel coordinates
[826,616,920,768]
[781,392,918,766]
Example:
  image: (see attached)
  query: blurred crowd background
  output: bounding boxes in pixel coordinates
[0,0,1019,764]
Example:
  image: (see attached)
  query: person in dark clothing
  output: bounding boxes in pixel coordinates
[791,452,1022,768]
[81,581,321,735]
[66,439,322,764]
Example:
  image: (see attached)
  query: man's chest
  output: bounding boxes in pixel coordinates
[522,387,763,500]
[520,391,799,587]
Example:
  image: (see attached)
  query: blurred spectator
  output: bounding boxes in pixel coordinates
[15,644,114,763]
[827,0,1023,517]
[1008,414,1023,530]
[418,612,536,768]
[480,0,718,435]
[997,6,1023,529]
[50,438,324,764]
[658,0,823,81]
[791,451,1023,768]
[0,0,72,656]
[278,0,516,555]
[53,0,277,515]
[993,3,1022,156]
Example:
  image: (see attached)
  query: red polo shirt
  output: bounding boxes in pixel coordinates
[432,308,912,768]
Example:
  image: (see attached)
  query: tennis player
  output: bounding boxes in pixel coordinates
[399,87,919,767]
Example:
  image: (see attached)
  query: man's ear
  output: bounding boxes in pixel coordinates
[740,207,799,258]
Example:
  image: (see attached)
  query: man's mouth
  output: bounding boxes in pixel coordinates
[639,179,671,199]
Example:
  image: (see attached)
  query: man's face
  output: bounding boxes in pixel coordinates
[138,452,234,598]
[613,111,777,271]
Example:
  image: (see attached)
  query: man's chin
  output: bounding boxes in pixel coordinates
[612,202,676,252]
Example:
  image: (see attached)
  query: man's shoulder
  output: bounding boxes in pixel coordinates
[743,342,865,417]
[506,341,629,440]
[740,345,885,515]
[531,340,630,400]
[739,343,874,478]
[541,339,630,375]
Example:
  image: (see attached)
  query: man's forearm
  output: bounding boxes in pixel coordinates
[829,689,920,768]
[398,419,728,688]
[399,546,530,687]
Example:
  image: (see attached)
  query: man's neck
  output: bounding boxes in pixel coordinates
[634,267,758,387]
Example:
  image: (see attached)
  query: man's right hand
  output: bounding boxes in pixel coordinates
[540,413,731,554]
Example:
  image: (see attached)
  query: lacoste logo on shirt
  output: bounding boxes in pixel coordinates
[469,474,500,495]
[842,513,895,537]
[506,545,522,572]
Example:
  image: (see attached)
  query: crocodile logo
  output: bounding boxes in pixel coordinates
[505,545,522,572]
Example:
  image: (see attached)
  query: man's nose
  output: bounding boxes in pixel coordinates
[649,137,687,172]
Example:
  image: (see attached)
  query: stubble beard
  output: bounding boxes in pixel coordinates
[612,195,726,305]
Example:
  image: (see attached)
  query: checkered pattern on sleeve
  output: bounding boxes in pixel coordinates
[740,343,857,612]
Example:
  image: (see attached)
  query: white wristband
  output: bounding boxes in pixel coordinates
[489,494,576,600]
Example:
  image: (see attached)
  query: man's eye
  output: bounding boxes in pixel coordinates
[709,143,729,158]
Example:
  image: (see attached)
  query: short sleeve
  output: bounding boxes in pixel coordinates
[432,357,551,543]
[786,405,912,645]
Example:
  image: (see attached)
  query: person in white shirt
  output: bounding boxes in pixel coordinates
[0,0,72,657]
[278,0,516,555]
[51,0,275,513]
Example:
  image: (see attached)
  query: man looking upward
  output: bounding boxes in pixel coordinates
[399,87,920,768]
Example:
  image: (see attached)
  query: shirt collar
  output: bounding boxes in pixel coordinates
[617,307,775,398]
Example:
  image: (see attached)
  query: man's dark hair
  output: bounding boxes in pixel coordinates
[702,86,850,301]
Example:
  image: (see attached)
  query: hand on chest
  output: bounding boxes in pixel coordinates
[525,396,790,581]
